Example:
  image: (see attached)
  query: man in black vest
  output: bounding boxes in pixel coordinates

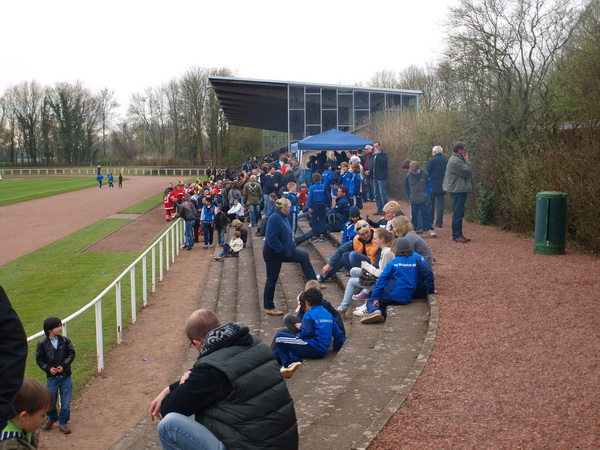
[150,309,298,449]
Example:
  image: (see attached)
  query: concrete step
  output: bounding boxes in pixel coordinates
[113,201,439,449]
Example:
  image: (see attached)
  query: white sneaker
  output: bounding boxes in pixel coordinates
[353,307,368,316]
[280,361,302,378]
[360,310,385,324]
[316,274,324,282]
[429,230,437,237]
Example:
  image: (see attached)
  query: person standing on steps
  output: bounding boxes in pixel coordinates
[263,198,318,316]
[443,141,473,243]
[426,146,448,228]
[371,141,389,214]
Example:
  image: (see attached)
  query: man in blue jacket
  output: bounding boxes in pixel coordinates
[263,198,317,315]
[274,288,346,378]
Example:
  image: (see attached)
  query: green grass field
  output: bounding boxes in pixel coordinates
[118,193,164,214]
[0,178,99,206]
[2,193,168,395]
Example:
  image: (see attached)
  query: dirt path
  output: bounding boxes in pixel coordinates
[38,248,212,450]
[0,176,172,266]
[372,212,600,448]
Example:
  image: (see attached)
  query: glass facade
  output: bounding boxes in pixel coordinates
[287,84,419,143]
[261,81,420,153]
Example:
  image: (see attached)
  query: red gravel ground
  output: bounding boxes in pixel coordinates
[373,212,600,448]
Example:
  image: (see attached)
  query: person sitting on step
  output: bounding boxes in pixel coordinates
[361,237,435,324]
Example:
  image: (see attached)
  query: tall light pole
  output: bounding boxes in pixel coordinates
[141,97,147,155]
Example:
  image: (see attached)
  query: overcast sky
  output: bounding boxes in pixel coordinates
[2,0,459,117]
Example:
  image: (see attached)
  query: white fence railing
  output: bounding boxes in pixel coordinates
[3,167,208,176]
[27,218,185,372]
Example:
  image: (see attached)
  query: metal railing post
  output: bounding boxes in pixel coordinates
[159,240,164,281]
[152,246,156,292]
[95,300,104,372]
[116,281,123,344]
[130,266,137,323]
[142,255,148,306]
[166,234,170,271]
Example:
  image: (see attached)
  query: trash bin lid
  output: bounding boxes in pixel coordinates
[536,191,568,199]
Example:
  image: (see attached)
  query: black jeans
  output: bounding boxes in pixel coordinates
[263,248,316,309]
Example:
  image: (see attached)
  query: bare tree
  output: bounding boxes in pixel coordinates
[369,70,399,89]
[4,81,45,164]
[443,0,579,137]
[180,67,209,164]
[97,88,119,157]
[48,82,101,165]
[163,79,182,158]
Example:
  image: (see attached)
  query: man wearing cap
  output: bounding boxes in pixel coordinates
[361,237,435,324]
[442,141,473,243]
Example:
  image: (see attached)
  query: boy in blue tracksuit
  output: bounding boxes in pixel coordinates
[283,182,300,236]
[341,206,362,244]
[322,163,334,199]
[306,173,331,242]
[326,186,350,232]
[338,162,353,191]
[274,288,345,378]
[349,163,363,209]
[361,237,435,324]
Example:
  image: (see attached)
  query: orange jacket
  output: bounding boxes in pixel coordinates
[353,231,379,264]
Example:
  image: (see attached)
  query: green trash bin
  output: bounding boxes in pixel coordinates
[534,191,568,255]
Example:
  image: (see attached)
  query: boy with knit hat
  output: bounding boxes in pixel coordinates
[361,237,435,324]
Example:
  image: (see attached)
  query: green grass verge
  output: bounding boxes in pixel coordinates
[118,193,164,214]
[1,218,171,396]
[0,178,98,206]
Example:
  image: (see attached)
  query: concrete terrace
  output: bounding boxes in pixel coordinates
[112,199,437,449]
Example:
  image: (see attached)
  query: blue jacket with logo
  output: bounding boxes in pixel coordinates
[341,220,358,244]
[372,252,434,304]
[307,182,331,208]
[297,305,345,354]
[322,170,333,188]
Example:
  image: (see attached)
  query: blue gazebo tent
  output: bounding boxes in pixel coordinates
[297,129,373,150]
[294,129,374,167]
